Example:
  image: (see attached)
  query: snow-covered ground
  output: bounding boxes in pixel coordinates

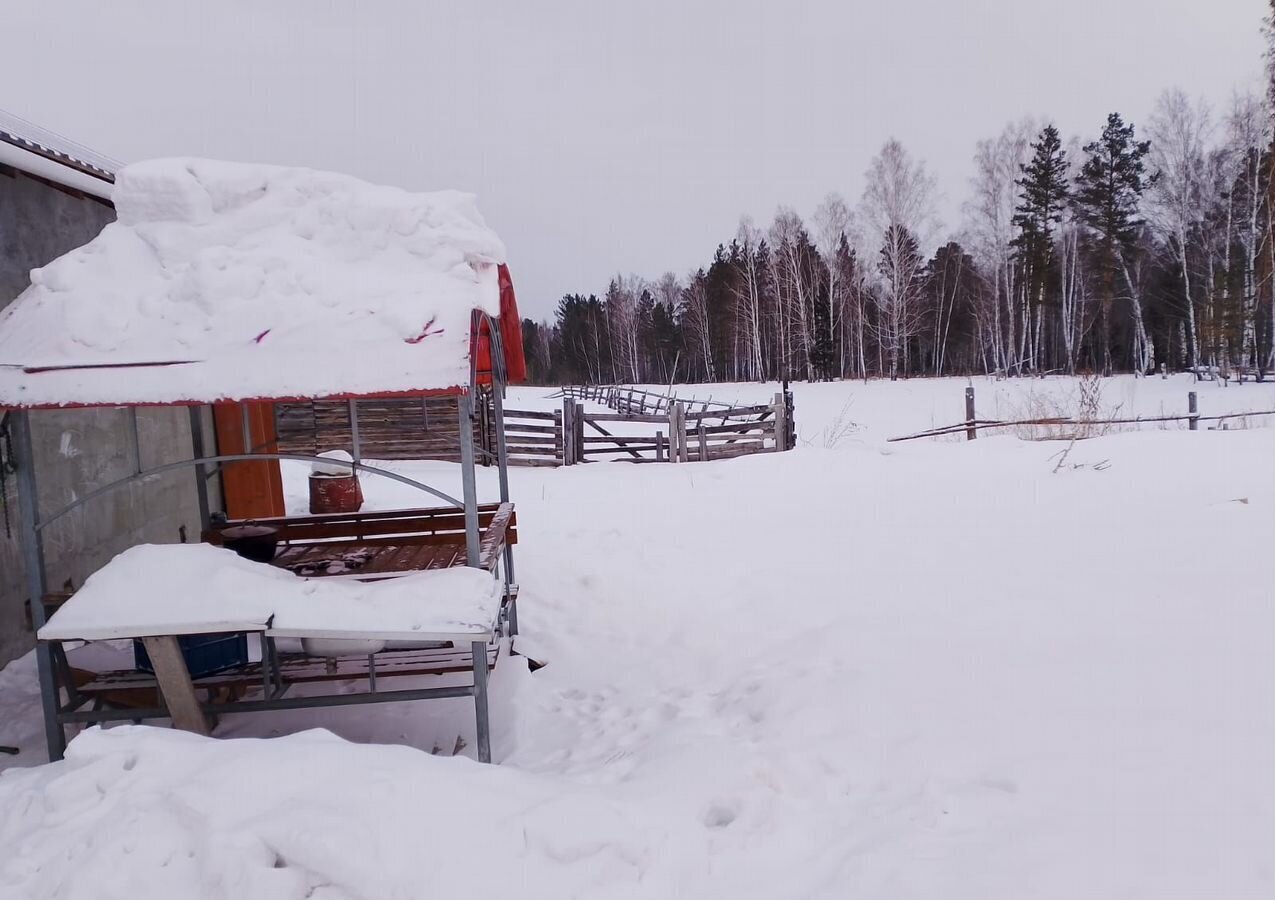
[1,375,1273,899]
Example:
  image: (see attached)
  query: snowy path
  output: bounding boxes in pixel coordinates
[1,376,1273,898]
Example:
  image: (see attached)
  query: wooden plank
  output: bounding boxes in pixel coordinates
[579,444,660,453]
[683,403,773,419]
[500,434,559,445]
[583,413,669,424]
[508,457,562,467]
[694,421,771,436]
[706,441,766,457]
[140,636,211,735]
[581,435,663,444]
[77,644,502,694]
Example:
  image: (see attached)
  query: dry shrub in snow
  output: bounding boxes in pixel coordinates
[1009,374,1123,440]
[805,398,863,448]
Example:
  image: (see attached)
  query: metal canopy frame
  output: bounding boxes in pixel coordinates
[12,309,516,763]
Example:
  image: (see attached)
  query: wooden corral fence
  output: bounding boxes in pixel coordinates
[275,387,797,468]
[559,384,736,417]
[539,385,795,465]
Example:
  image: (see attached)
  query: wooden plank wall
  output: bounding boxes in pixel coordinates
[275,398,481,463]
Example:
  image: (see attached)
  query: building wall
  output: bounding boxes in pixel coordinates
[0,167,206,666]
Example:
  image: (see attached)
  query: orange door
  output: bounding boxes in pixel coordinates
[212,402,286,519]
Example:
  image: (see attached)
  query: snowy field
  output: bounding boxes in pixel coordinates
[1,374,1273,899]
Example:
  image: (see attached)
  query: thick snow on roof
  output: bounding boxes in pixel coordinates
[0,158,505,407]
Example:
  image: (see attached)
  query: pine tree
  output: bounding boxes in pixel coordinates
[1011,125,1069,372]
[1073,113,1155,375]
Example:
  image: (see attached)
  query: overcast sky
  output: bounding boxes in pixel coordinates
[3,1,1266,318]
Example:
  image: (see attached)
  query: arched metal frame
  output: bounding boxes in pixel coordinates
[14,305,517,762]
[35,454,465,533]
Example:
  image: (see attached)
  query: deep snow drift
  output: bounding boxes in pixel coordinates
[0,375,1272,899]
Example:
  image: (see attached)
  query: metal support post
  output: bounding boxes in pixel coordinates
[348,399,362,464]
[12,411,66,760]
[965,387,977,441]
[127,407,142,475]
[457,394,481,567]
[491,384,510,503]
[188,405,211,531]
[1188,392,1198,431]
[471,640,491,763]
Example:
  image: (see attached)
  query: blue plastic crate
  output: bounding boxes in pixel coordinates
[134,632,250,678]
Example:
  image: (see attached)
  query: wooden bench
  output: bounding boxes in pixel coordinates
[72,642,502,698]
[203,502,517,576]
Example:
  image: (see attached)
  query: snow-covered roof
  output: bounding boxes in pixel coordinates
[0,158,506,408]
[0,108,117,200]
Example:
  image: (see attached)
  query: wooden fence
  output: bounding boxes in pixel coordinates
[276,397,477,462]
[888,387,1275,442]
[529,393,791,465]
[535,384,796,464]
[276,387,796,468]
[560,384,737,417]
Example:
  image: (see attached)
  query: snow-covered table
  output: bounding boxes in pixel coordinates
[39,544,505,755]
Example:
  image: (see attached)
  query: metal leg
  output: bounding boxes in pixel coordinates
[50,642,83,711]
[471,640,490,763]
[12,411,66,761]
[502,544,518,637]
[367,654,377,692]
[265,636,284,699]
[259,635,272,697]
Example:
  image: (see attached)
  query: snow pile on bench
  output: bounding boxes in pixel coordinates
[38,543,503,642]
[0,158,505,407]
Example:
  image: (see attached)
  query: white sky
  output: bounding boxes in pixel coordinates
[3,0,1265,318]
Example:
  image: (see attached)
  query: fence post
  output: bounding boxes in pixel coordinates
[1188,391,1198,431]
[698,422,707,462]
[656,430,665,462]
[785,388,796,449]
[675,403,689,462]
[965,387,977,441]
[770,390,790,448]
[561,398,575,465]
[554,409,564,465]
[575,402,585,464]
[667,404,679,463]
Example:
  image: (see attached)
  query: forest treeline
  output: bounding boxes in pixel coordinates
[522,21,1275,385]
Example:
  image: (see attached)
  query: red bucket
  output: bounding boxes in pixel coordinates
[309,473,363,514]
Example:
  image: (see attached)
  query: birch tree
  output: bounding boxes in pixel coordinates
[1146,89,1211,370]
[813,193,853,376]
[861,139,937,379]
[732,217,766,381]
[963,119,1035,374]
[1223,93,1271,370]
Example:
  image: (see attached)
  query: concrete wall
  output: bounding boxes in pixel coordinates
[0,167,206,666]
